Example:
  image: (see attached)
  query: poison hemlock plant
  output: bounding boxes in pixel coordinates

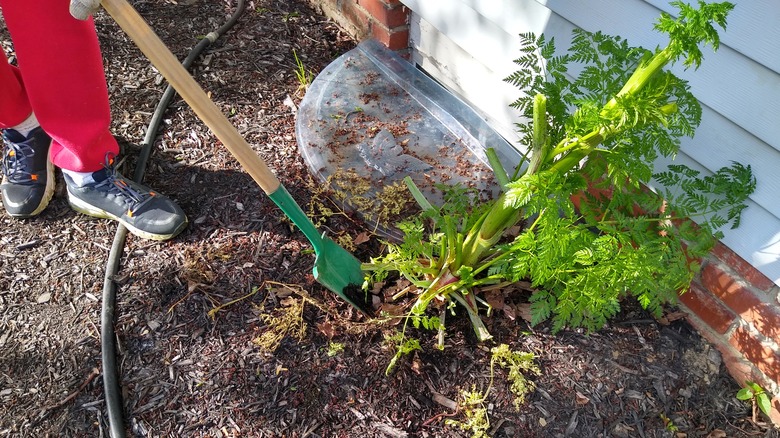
[364,1,756,341]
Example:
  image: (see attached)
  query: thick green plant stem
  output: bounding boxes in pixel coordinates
[486,148,510,190]
[460,94,550,268]
[548,129,607,174]
[609,48,673,106]
[527,94,549,175]
[451,290,492,341]
[460,197,519,269]
[547,48,677,175]
[371,1,745,344]
[550,1,734,176]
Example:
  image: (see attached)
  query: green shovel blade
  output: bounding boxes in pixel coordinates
[269,186,371,314]
[312,238,368,311]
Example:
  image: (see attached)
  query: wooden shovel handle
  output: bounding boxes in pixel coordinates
[101,0,281,195]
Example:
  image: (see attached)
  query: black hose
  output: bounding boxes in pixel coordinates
[101,2,246,437]
[101,227,129,438]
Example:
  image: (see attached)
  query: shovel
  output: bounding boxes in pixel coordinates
[99,0,370,314]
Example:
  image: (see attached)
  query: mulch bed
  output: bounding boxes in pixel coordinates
[1,1,778,437]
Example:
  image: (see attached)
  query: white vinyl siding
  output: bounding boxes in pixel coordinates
[403,0,780,286]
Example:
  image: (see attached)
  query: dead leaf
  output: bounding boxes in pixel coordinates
[280,296,299,307]
[270,285,295,299]
[502,304,517,321]
[575,391,590,406]
[353,232,370,245]
[657,310,687,325]
[36,293,51,304]
[706,429,726,438]
[379,303,405,317]
[317,321,337,339]
[506,225,523,237]
[283,94,297,113]
[371,281,385,294]
[484,290,504,311]
[516,303,534,323]
[411,353,423,375]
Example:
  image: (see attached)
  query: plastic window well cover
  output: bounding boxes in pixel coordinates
[296,39,523,240]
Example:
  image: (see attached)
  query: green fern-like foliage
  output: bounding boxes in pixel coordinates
[364,1,754,338]
[491,1,753,331]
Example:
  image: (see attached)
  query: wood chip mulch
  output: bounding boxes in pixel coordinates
[1,1,778,437]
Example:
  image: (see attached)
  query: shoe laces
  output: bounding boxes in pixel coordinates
[1,136,38,184]
[97,153,157,217]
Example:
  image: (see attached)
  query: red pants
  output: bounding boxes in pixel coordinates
[0,0,119,172]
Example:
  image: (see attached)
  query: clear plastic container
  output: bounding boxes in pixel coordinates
[296,39,522,239]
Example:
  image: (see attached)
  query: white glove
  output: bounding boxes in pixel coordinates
[70,0,102,20]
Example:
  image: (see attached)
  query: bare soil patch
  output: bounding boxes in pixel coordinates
[1,1,778,437]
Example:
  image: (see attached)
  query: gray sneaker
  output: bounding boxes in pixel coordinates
[1,127,55,217]
[64,155,188,241]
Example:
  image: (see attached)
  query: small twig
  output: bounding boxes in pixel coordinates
[616,319,656,325]
[606,359,640,375]
[301,421,323,438]
[168,281,209,314]
[723,417,766,436]
[15,240,40,251]
[35,367,101,423]
[208,286,260,319]
[422,408,460,427]
[391,284,415,302]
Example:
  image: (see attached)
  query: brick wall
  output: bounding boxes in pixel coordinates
[680,244,780,424]
[304,0,410,52]
[305,0,780,425]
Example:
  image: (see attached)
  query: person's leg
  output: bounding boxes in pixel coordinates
[0,49,55,217]
[0,0,118,172]
[0,55,33,128]
[1,0,187,239]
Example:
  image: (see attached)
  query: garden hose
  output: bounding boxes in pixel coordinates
[100,1,245,436]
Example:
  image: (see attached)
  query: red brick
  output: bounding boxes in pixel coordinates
[687,316,769,388]
[729,326,780,384]
[702,263,780,339]
[769,397,780,427]
[341,0,370,31]
[358,0,409,28]
[712,242,776,291]
[678,282,736,334]
[721,352,757,391]
[369,23,409,50]
[770,397,780,427]
[683,309,780,427]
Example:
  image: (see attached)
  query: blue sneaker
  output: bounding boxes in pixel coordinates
[64,155,188,241]
[1,127,55,218]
